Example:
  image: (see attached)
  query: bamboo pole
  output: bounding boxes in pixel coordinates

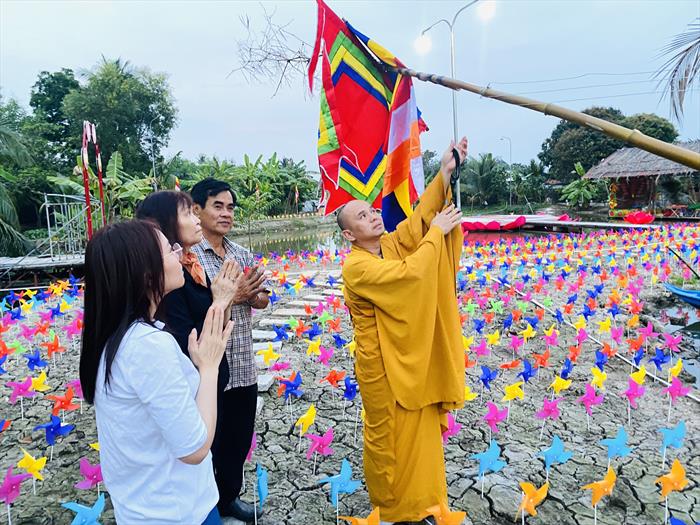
[393,67,700,171]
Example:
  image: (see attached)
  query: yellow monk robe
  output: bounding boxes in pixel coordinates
[342,174,464,522]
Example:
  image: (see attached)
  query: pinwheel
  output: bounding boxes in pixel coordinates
[339,507,381,525]
[17,448,46,495]
[538,435,572,482]
[306,427,334,473]
[6,376,36,418]
[659,420,686,468]
[47,386,80,418]
[442,412,462,444]
[425,501,466,525]
[535,397,562,441]
[34,415,74,459]
[471,439,506,499]
[502,381,524,421]
[656,459,689,525]
[516,481,548,522]
[662,377,691,422]
[62,493,105,525]
[582,467,616,525]
[318,458,361,520]
[599,426,632,468]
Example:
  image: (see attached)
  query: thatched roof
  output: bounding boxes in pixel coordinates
[583,140,700,179]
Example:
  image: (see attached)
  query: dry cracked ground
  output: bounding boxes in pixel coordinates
[1,261,698,525]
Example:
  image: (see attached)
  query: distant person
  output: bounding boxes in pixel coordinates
[190,178,269,521]
[80,220,233,524]
[338,139,467,523]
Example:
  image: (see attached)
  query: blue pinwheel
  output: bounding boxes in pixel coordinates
[600,425,632,462]
[0,355,7,375]
[648,348,671,372]
[62,493,105,525]
[25,350,48,372]
[479,365,498,390]
[659,420,686,458]
[594,350,608,372]
[473,319,485,334]
[280,373,303,400]
[343,377,358,401]
[268,290,280,306]
[303,323,323,341]
[633,348,645,367]
[517,360,536,384]
[272,324,289,342]
[552,309,564,324]
[560,358,574,380]
[539,435,573,476]
[472,440,506,477]
[524,316,539,330]
[256,464,268,511]
[34,415,74,446]
[332,334,348,349]
[502,314,513,330]
[318,459,361,507]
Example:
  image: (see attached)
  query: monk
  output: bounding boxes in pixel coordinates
[338,137,468,524]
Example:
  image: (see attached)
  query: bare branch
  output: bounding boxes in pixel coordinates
[230,4,315,97]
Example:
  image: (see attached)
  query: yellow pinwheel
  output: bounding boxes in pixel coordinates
[464,385,478,402]
[591,367,607,390]
[306,339,321,356]
[485,330,500,346]
[630,365,646,385]
[256,343,281,366]
[295,404,317,436]
[502,381,525,402]
[17,448,47,481]
[31,371,51,393]
[549,375,572,395]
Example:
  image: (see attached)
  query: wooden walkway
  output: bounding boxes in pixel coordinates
[0,254,84,272]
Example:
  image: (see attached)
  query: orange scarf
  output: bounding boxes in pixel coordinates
[181,251,207,287]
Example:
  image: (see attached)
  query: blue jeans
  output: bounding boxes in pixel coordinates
[201,507,222,525]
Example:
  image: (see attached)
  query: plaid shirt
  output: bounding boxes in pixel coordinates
[192,236,257,390]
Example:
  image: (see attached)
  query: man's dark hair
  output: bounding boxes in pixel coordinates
[190,178,237,208]
[336,205,348,231]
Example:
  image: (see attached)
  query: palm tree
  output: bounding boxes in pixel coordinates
[656,20,700,121]
[0,122,32,166]
[0,122,31,255]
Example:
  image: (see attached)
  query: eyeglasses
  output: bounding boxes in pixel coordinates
[171,243,183,261]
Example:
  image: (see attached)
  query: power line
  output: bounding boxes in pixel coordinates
[490,68,675,86]
[550,88,699,104]
[514,77,691,96]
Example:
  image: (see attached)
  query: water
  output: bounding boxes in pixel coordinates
[660,305,700,386]
[230,227,346,255]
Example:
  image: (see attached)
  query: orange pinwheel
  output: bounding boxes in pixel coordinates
[655,459,688,499]
[327,318,342,333]
[304,304,313,315]
[499,359,521,370]
[320,370,346,389]
[568,345,581,363]
[339,508,380,525]
[294,320,309,338]
[582,467,616,506]
[483,312,495,324]
[34,321,50,336]
[41,335,66,359]
[512,309,522,322]
[563,303,575,314]
[517,481,548,518]
[533,349,551,369]
[46,387,80,416]
[425,501,466,525]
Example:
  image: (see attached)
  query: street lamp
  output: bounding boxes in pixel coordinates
[147,116,158,190]
[416,0,483,210]
[500,136,512,206]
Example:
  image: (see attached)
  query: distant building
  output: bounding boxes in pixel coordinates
[584,140,699,218]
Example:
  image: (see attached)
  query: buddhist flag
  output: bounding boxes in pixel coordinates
[308,0,427,231]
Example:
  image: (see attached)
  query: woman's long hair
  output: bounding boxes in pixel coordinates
[80,220,165,403]
[135,190,193,245]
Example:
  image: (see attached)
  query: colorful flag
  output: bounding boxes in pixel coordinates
[308,0,426,231]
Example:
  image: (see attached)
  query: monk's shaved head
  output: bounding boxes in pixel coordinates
[336,200,367,231]
[336,204,349,231]
[336,200,385,244]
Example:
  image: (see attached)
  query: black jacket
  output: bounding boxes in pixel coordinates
[160,268,230,392]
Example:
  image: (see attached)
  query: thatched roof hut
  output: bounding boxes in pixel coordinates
[583,140,699,217]
[584,140,700,179]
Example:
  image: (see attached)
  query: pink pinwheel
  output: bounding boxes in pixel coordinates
[610,326,624,344]
[535,397,562,422]
[38,311,53,323]
[639,322,659,341]
[543,331,559,348]
[19,325,36,341]
[66,379,83,400]
[305,428,334,460]
[74,458,102,490]
[270,361,291,372]
[662,333,682,353]
[577,384,604,416]
[6,377,36,405]
[575,329,588,345]
[474,339,490,358]
[522,291,533,302]
[317,346,334,367]
[313,302,325,315]
[514,282,525,292]
[483,402,508,434]
[621,378,645,409]
[246,432,257,462]
[62,319,82,338]
[442,412,462,444]
[509,335,524,354]
[476,296,489,309]
[662,377,691,405]
[0,467,31,505]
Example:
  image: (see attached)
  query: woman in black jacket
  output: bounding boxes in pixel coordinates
[136,191,239,394]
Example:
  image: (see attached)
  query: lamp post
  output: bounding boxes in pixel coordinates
[148,116,158,190]
[500,136,512,207]
[416,0,480,210]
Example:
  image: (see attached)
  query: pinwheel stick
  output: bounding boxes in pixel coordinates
[662,447,667,469]
[32,479,36,496]
[627,401,631,427]
[480,474,485,499]
[7,504,11,525]
[19,398,23,420]
[539,420,546,442]
[253,477,258,525]
[586,412,591,432]
[667,395,672,423]
[593,503,597,525]
[664,496,668,525]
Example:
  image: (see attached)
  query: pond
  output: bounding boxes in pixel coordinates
[230,227,347,255]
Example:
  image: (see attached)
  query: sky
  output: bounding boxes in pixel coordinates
[1,0,699,172]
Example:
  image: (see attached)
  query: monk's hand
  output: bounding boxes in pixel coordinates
[440,137,468,180]
[431,204,463,235]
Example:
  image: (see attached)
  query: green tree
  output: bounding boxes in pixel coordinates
[622,113,678,143]
[559,162,605,209]
[62,58,178,174]
[26,68,81,170]
[539,107,678,185]
[422,149,440,185]
[461,153,508,208]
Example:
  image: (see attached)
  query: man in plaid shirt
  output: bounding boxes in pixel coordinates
[191,178,268,522]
